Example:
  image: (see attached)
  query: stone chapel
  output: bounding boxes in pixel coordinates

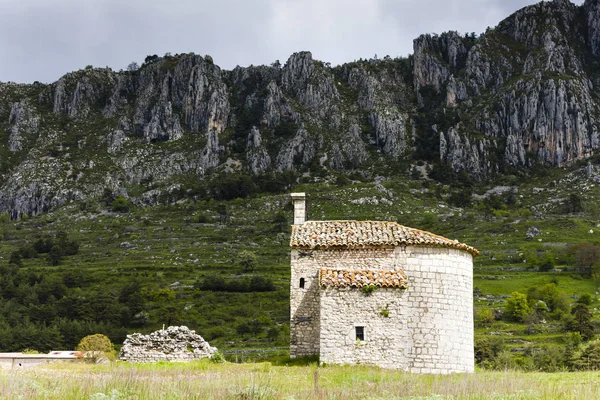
[289,192,478,373]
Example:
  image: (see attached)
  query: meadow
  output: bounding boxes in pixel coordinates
[2,360,600,400]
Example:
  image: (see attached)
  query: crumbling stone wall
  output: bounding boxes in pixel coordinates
[119,326,217,363]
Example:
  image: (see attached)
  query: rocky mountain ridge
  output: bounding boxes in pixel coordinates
[2,0,600,217]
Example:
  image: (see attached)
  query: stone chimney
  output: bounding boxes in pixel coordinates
[291,193,306,225]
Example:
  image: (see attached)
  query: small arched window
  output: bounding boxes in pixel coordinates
[299,277,305,289]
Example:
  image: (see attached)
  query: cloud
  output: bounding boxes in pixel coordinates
[0,0,587,83]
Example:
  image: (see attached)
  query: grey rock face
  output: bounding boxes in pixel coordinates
[282,52,339,119]
[586,0,600,57]
[412,0,600,178]
[246,126,271,174]
[329,124,369,170]
[262,81,299,126]
[200,129,222,170]
[105,130,129,154]
[8,101,39,151]
[4,0,600,217]
[440,126,497,179]
[53,69,116,118]
[179,59,230,133]
[0,157,84,219]
[276,127,317,171]
[119,326,217,363]
[143,101,184,143]
[413,31,466,93]
[369,112,408,158]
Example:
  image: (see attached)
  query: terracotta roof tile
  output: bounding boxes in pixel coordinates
[319,268,408,289]
[290,220,479,256]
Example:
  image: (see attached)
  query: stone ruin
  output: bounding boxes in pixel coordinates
[119,326,217,363]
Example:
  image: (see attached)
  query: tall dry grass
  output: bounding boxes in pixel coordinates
[1,361,600,399]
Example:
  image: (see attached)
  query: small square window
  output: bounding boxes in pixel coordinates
[355,326,365,341]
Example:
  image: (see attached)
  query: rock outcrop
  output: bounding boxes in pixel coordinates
[246,126,271,174]
[119,326,217,363]
[412,0,600,177]
[3,1,600,216]
[8,100,39,151]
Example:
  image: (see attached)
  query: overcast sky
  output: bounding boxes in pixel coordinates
[0,0,586,83]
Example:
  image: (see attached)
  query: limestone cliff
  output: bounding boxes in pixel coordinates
[2,0,600,216]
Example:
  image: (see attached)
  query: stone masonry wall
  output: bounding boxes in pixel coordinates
[293,245,474,373]
[401,246,474,374]
[290,249,321,357]
[290,247,397,358]
[320,287,412,369]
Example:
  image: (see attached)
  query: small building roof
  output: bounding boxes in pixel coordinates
[319,268,408,289]
[290,220,479,256]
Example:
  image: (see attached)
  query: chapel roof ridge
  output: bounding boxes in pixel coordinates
[290,219,479,256]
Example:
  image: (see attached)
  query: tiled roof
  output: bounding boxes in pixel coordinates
[319,268,408,289]
[290,220,479,256]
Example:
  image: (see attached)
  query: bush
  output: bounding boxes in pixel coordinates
[9,251,22,266]
[238,250,258,273]
[538,251,556,272]
[76,334,117,362]
[530,345,566,372]
[475,337,505,367]
[448,190,472,208]
[527,284,570,317]
[577,293,593,306]
[196,214,209,223]
[210,351,226,363]
[47,246,62,266]
[475,308,494,326]
[571,339,600,370]
[111,196,130,213]
[505,292,530,322]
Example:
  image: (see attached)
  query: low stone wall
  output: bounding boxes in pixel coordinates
[119,326,217,363]
[0,352,80,370]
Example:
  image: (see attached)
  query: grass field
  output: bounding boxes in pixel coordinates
[1,360,600,400]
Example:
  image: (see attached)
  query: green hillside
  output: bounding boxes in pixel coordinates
[2,158,600,370]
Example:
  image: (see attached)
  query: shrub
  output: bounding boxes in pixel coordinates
[9,251,22,266]
[210,351,226,363]
[577,293,593,306]
[248,275,275,292]
[567,303,595,341]
[527,284,570,317]
[47,246,62,266]
[505,292,530,322]
[475,337,505,367]
[538,251,555,272]
[238,250,258,273]
[571,339,600,370]
[272,213,288,233]
[530,345,566,372]
[111,196,130,213]
[76,334,117,362]
[19,244,37,259]
[475,308,494,326]
[196,214,209,223]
